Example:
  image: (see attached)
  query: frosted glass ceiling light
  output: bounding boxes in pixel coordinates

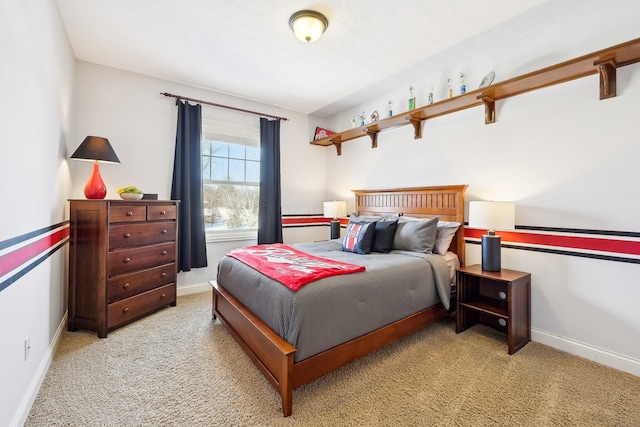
[289,10,328,43]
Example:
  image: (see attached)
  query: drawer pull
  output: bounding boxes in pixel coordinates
[161,272,167,277]
[161,229,168,234]
[160,210,166,215]
[124,233,131,238]
[161,250,167,255]
[124,283,130,289]
[161,293,166,298]
[126,211,133,217]
[124,257,131,263]
[123,307,129,313]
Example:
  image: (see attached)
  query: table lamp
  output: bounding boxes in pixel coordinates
[323,200,347,240]
[468,201,515,272]
[70,136,120,199]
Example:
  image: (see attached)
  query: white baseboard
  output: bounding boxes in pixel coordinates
[12,313,67,427]
[532,328,640,377]
[177,282,212,296]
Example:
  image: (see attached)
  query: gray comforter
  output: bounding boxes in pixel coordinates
[216,240,451,362]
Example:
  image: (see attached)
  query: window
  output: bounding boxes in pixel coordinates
[201,120,260,242]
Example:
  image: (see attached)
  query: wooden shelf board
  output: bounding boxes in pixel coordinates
[310,37,640,152]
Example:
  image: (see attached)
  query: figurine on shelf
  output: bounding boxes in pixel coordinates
[357,112,366,126]
[387,100,393,117]
[447,79,453,99]
[409,85,416,111]
[460,73,467,95]
[428,85,434,105]
[371,110,379,122]
[350,118,357,128]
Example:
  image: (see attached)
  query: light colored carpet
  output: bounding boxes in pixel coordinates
[26,291,640,426]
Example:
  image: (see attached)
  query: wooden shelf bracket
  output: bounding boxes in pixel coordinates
[330,140,342,156]
[479,96,496,124]
[409,117,424,139]
[366,130,379,148]
[595,58,618,100]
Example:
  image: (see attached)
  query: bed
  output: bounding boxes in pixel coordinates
[211,185,467,416]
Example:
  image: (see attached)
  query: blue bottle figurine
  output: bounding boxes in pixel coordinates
[460,73,467,95]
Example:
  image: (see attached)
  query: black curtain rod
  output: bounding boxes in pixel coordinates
[161,92,289,121]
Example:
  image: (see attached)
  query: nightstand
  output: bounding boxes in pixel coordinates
[456,264,531,354]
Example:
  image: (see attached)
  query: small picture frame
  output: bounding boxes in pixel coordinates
[314,127,335,140]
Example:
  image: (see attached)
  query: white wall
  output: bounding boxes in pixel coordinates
[316,7,640,373]
[0,1,75,426]
[71,62,328,288]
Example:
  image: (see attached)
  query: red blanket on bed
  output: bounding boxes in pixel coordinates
[226,243,365,291]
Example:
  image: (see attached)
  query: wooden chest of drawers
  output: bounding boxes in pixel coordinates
[68,199,179,337]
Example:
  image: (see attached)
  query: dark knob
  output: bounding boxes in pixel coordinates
[124,233,131,238]
[161,251,167,255]
[123,307,129,313]
[124,257,131,263]
[161,229,168,234]
[126,211,133,217]
[161,293,166,298]
[161,272,167,277]
[124,283,130,289]
[160,210,166,215]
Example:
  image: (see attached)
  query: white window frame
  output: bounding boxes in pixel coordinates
[202,119,260,243]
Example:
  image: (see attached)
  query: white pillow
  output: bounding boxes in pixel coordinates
[434,221,461,255]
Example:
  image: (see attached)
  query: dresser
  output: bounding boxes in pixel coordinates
[68,199,179,337]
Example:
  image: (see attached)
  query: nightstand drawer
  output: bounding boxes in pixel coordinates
[108,283,176,328]
[109,221,176,249]
[108,242,176,276]
[108,263,176,302]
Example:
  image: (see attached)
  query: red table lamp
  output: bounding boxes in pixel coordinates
[70,136,120,199]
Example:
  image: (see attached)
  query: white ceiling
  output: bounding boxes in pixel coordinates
[56,0,639,117]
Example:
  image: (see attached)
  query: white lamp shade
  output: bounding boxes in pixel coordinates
[468,201,515,231]
[323,201,347,219]
[289,11,328,43]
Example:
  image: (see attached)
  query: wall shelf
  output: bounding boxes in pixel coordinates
[311,37,640,156]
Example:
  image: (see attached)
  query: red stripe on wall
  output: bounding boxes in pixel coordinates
[282,217,349,226]
[282,217,329,225]
[465,228,640,256]
[0,227,70,276]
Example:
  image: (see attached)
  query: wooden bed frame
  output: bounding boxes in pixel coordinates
[211,185,467,416]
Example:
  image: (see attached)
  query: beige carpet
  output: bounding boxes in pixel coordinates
[26,291,640,426]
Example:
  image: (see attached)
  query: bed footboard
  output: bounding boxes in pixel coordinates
[211,281,296,416]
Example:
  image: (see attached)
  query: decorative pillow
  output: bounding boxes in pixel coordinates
[371,219,399,253]
[434,221,461,255]
[341,221,376,254]
[393,216,439,253]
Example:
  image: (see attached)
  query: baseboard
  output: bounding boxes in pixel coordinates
[532,328,640,377]
[12,313,67,427]
[177,282,212,296]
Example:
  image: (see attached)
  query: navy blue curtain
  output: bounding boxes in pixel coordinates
[258,118,283,244]
[171,100,208,271]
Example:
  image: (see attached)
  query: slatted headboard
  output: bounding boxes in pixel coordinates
[352,185,468,265]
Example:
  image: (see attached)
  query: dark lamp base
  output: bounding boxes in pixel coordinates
[330,220,341,240]
[481,234,501,272]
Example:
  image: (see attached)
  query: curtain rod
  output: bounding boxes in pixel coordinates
[161,92,289,121]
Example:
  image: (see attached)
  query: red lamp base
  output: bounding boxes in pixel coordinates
[84,162,107,199]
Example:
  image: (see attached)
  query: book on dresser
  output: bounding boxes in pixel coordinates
[68,199,180,337]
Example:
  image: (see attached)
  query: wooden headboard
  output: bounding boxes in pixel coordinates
[352,185,468,265]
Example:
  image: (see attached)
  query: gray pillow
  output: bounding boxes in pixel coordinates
[349,213,399,223]
[393,216,439,253]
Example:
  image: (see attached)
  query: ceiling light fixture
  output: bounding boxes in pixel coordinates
[289,10,328,43]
